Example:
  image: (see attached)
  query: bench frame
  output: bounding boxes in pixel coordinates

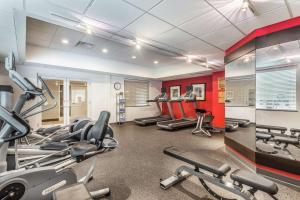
[161,163,278,200]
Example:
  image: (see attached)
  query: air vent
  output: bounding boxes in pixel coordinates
[75,41,95,49]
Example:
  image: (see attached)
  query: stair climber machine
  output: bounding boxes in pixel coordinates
[157,86,198,130]
[134,87,173,126]
[0,53,116,199]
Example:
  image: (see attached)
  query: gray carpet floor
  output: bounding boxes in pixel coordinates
[73,123,300,200]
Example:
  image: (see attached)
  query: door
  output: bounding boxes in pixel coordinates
[41,79,88,126]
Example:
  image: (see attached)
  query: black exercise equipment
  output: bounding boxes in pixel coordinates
[256,124,287,134]
[157,86,197,130]
[134,87,173,126]
[226,118,250,127]
[256,132,300,159]
[160,147,279,200]
[225,121,239,132]
[192,109,214,137]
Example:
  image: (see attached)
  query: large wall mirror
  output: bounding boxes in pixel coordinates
[225,51,256,152]
[256,40,300,161]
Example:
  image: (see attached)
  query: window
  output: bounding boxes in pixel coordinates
[124,80,149,107]
[256,67,296,111]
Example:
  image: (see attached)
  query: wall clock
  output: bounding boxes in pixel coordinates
[114,82,121,90]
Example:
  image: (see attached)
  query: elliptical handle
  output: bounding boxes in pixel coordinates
[38,75,55,99]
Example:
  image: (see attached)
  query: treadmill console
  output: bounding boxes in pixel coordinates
[157,87,169,102]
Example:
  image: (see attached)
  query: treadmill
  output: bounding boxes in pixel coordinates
[134,87,173,126]
[157,86,198,130]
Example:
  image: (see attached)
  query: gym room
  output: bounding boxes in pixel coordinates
[0,0,300,199]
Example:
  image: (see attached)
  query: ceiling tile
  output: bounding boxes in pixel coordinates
[235,7,290,34]
[179,9,231,37]
[27,17,57,35]
[152,28,194,46]
[86,0,144,28]
[124,14,173,38]
[173,38,222,56]
[49,0,93,14]
[200,25,244,50]
[49,27,85,51]
[149,0,213,26]
[250,0,286,14]
[288,0,300,16]
[26,0,81,27]
[123,0,162,11]
[0,0,23,13]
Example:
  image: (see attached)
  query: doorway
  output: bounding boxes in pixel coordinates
[41,79,88,126]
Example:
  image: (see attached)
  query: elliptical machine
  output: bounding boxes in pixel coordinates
[0,53,111,199]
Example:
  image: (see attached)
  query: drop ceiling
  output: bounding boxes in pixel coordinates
[0,0,299,77]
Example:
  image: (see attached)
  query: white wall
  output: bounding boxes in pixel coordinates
[256,64,300,130]
[1,63,162,129]
[226,107,256,122]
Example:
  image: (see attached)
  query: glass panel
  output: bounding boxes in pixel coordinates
[69,81,88,122]
[42,79,64,125]
[256,40,300,161]
[225,51,256,151]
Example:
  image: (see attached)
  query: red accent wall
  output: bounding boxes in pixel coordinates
[162,71,225,128]
[226,16,300,56]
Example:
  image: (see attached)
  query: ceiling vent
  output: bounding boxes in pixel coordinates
[75,41,95,49]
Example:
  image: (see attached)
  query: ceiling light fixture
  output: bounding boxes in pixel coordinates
[154,60,159,64]
[243,56,250,63]
[61,39,69,44]
[102,48,108,53]
[242,0,249,12]
[286,57,291,63]
[136,44,141,50]
[86,27,92,35]
[272,45,279,50]
[132,56,136,59]
[186,57,192,63]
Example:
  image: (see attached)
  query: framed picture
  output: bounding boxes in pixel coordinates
[170,86,181,100]
[192,83,206,101]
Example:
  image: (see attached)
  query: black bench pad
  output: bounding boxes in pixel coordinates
[256,132,272,140]
[274,136,299,145]
[290,128,300,133]
[256,124,287,132]
[230,169,278,195]
[164,147,231,176]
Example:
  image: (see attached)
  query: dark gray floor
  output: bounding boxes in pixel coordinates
[73,123,300,200]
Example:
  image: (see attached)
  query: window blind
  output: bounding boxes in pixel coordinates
[124,80,149,107]
[256,68,296,111]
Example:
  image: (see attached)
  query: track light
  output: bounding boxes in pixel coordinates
[102,48,108,53]
[186,57,192,63]
[136,44,141,50]
[286,57,291,63]
[243,56,250,63]
[242,0,249,12]
[154,60,159,64]
[132,56,136,59]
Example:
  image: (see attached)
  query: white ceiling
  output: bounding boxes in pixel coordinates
[0,0,299,75]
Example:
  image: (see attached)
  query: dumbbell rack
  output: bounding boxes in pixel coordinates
[116,92,126,124]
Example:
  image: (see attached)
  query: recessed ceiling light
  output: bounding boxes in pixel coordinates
[61,39,69,44]
[243,56,250,63]
[102,48,108,53]
[154,60,159,64]
[132,56,136,59]
[272,45,279,50]
[86,28,92,34]
[286,57,291,63]
[136,44,141,50]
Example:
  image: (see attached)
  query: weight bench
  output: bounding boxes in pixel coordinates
[160,147,278,200]
[256,124,287,134]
